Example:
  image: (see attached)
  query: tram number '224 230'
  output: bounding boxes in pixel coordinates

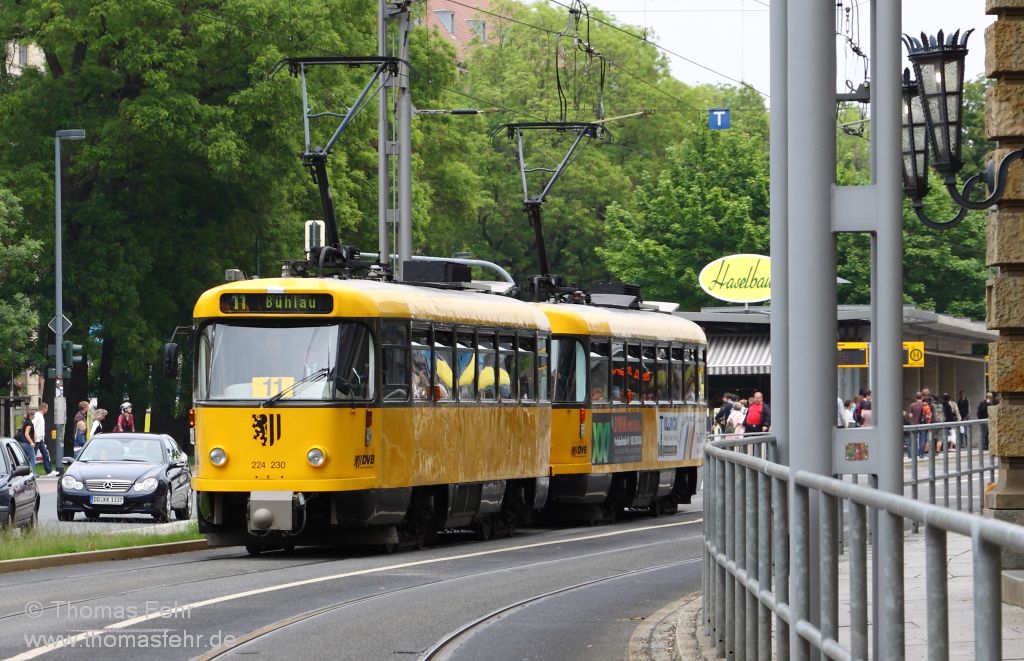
[252,461,286,469]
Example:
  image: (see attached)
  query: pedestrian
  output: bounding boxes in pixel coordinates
[743,391,771,433]
[977,392,992,451]
[16,416,36,474]
[32,403,56,475]
[73,400,89,427]
[854,389,871,426]
[726,402,745,438]
[957,390,970,421]
[90,408,107,437]
[73,420,87,457]
[841,399,855,428]
[942,393,962,449]
[714,393,736,434]
[859,400,873,427]
[908,392,929,457]
[113,401,135,432]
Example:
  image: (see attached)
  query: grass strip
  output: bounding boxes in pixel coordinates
[0,521,203,561]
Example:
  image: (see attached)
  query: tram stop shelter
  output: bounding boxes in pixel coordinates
[677,305,996,412]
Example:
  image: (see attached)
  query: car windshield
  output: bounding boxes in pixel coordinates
[78,437,164,463]
[197,322,374,401]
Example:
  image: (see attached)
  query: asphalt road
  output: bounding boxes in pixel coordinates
[0,504,705,661]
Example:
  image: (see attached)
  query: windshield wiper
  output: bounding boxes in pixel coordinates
[263,367,330,407]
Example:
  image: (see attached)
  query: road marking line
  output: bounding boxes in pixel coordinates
[7,518,702,660]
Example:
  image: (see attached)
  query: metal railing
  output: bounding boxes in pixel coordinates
[903,419,997,523]
[702,433,1024,660]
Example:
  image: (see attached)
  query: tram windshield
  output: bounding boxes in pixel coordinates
[196,322,374,401]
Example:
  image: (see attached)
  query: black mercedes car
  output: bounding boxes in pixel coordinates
[1,437,39,530]
[57,433,192,522]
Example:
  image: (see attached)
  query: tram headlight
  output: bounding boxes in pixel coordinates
[209,447,228,466]
[306,447,326,467]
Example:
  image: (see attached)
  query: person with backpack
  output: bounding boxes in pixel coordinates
[909,391,933,456]
[714,393,736,434]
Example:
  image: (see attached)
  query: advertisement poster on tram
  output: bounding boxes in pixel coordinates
[591,412,643,464]
[658,412,705,461]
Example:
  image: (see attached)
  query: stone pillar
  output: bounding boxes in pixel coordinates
[985,0,1024,567]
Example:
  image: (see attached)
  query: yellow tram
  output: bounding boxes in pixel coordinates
[189,277,552,551]
[539,303,707,520]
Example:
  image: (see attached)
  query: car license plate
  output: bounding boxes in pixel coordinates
[91,495,124,505]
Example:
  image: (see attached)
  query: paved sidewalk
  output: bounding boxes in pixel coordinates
[674,530,1024,660]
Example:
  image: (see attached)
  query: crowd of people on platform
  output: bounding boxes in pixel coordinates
[713,391,771,438]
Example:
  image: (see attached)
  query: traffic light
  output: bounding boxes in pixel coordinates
[62,341,84,370]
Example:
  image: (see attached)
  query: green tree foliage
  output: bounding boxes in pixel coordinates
[597,112,769,309]
[0,190,42,386]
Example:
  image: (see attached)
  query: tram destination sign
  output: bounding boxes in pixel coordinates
[220,293,333,314]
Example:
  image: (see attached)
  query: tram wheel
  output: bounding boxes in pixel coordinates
[474,515,493,541]
[245,545,262,556]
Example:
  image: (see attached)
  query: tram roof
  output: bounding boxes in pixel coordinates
[194,278,551,330]
[537,303,707,344]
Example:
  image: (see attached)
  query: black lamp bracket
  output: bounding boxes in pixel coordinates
[942,148,1024,211]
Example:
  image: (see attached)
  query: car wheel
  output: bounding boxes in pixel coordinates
[57,510,75,522]
[153,493,172,523]
[173,489,192,521]
[1,507,11,531]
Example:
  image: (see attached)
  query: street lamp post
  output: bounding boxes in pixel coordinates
[54,128,85,470]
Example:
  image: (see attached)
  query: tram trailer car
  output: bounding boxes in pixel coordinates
[539,303,707,521]
[188,278,553,551]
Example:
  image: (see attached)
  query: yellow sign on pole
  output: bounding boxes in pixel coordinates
[836,341,925,368]
[902,341,925,368]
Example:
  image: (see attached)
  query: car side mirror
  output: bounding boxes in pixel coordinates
[13,466,30,477]
[163,342,180,379]
[172,459,187,468]
[62,457,74,466]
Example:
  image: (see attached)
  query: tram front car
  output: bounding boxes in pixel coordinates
[183,277,552,551]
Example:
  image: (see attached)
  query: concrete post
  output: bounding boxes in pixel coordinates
[871,2,907,652]
[984,0,1024,569]
[377,0,390,264]
[787,0,836,655]
[769,0,788,468]
[396,8,413,278]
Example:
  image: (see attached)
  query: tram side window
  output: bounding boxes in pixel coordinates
[517,334,537,401]
[611,341,626,403]
[698,347,707,404]
[457,331,476,401]
[626,342,644,404]
[537,336,550,402]
[478,332,498,402]
[683,347,698,403]
[498,334,517,402]
[433,329,455,401]
[670,346,685,403]
[411,328,432,401]
[553,338,586,403]
[382,322,410,402]
[642,344,657,403]
[655,345,670,403]
[589,340,610,403]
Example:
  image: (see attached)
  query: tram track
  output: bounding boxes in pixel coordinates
[419,559,700,661]
[190,528,700,660]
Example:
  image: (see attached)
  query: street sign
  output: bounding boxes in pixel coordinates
[48,314,72,334]
[903,341,925,368]
[708,108,731,130]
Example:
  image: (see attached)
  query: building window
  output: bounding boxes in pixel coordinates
[435,10,455,37]
[466,19,486,41]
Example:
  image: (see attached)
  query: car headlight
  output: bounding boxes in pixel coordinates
[209,447,227,466]
[61,475,84,491]
[307,448,326,467]
[133,477,159,492]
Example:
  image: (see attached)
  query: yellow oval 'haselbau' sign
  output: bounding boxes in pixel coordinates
[698,254,771,303]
